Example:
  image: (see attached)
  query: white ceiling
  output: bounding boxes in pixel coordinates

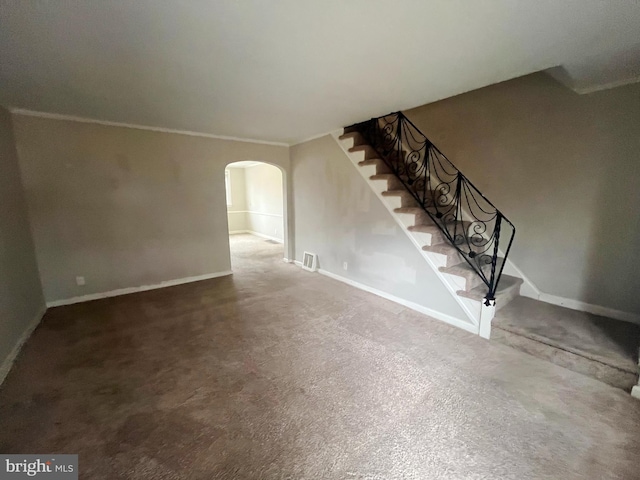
[1,1,639,144]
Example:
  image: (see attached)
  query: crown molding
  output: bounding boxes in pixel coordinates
[9,108,289,147]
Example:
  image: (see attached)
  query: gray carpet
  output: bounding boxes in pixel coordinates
[1,234,639,479]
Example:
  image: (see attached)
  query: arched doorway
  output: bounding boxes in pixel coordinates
[225,161,285,270]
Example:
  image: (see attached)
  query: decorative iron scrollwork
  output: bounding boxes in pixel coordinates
[350,112,515,301]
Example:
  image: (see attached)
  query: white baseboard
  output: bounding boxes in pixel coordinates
[0,305,47,386]
[500,251,640,325]
[230,230,283,243]
[294,259,477,334]
[247,230,284,243]
[46,270,233,308]
[535,292,640,325]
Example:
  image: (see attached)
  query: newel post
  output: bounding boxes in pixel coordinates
[479,298,496,339]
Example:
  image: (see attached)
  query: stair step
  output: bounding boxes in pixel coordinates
[359,160,391,175]
[369,173,402,189]
[393,207,430,226]
[381,189,418,208]
[407,223,446,246]
[440,257,506,291]
[349,145,378,160]
[422,242,465,266]
[456,274,523,309]
[394,207,423,215]
[339,131,366,147]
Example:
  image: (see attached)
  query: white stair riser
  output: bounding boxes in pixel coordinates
[349,150,366,162]
[340,138,355,149]
[441,272,468,291]
[408,231,436,247]
[360,164,377,178]
[383,196,403,210]
[396,213,421,228]
[370,180,388,195]
[371,176,403,190]
[422,251,447,269]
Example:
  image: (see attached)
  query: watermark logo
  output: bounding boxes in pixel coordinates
[0,455,77,479]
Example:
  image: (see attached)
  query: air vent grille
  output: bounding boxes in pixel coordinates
[302,252,317,272]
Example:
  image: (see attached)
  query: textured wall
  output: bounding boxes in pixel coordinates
[13,115,289,303]
[404,73,640,314]
[0,107,45,377]
[291,135,466,320]
[244,163,284,242]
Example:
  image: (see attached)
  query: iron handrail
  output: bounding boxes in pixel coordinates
[349,112,515,303]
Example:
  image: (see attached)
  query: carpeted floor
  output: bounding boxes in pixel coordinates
[492,296,640,390]
[1,234,639,479]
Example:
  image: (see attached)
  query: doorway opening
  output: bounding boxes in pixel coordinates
[225,161,285,270]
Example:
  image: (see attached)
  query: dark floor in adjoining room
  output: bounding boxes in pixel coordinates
[1,234,639,479]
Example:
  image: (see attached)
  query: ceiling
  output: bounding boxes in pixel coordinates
[1,1,639,145]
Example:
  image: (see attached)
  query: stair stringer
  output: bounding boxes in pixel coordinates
[330,130,484,335]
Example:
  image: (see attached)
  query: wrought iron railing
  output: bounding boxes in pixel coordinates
[349,112,515,303]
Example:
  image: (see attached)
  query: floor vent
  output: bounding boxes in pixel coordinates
[302,252,318,272]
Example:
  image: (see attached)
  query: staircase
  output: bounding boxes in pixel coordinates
[333,112,640,394]
[333,112,523,337]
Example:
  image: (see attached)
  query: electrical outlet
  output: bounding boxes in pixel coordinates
[76,276,85,286]
[343,262,348,271]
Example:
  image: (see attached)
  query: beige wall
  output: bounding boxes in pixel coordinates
[244,163,284,242]
[404,73,640,315]
[291,135,467,320]
[225,167,248,232]
[0,107,45,379]
[13,115,290,303]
